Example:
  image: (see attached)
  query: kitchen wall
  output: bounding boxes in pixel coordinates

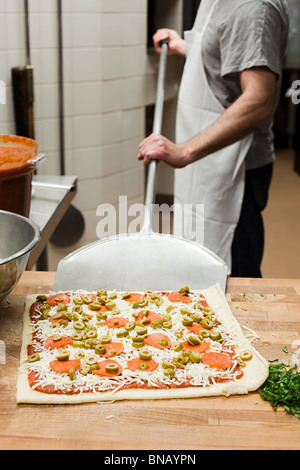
[0,0,184,270]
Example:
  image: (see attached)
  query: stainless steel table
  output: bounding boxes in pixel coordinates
[28,175,78,270]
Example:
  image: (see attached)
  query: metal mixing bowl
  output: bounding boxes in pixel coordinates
[0,210,40,303]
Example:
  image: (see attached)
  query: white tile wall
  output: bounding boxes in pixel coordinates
[0,0,183,271]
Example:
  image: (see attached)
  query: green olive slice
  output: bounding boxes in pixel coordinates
[56,351,70,362]
[105,363,119,373]
[51,311,63,320]
[73,321,85,330]
[164,368,176,378]
[139,349,152,360]
[100,335,112,344]
[171,341,183,352]
[187,335,201,346]
[158,338,168,346]
[201,318,214,330]
[240,350,253,361]
[182,316,193,326]
[125,321,135,331]
[75,350,85,360]
[69,368,76,381]
[28,353,40,363]
[138,362,150,370]
[209,331,222,341]
[86,355,98,365]
[190,351,202,363]
[95,345,107,355]
[89,302,102,311]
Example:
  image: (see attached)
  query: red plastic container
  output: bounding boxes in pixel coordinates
[0,135,39,217]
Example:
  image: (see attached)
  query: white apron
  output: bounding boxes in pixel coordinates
[174,0,253,273]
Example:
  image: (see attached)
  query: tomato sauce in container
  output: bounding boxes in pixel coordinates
[0,135,42,217]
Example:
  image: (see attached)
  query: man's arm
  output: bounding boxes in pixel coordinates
[138,67,277,168]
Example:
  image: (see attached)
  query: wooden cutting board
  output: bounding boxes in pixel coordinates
[0,272,299,450]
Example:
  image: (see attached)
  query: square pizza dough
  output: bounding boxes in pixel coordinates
[17,284,269,404]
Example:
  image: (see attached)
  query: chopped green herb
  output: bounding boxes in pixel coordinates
[282,346,288,354]
[259,294,264,297]
[259,362,300,419]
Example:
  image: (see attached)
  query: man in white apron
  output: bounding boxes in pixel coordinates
[138,0,289,277]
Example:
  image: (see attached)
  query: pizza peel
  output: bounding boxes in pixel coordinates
[53,41,228,293]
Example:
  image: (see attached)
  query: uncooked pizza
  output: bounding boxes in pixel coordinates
[17,284,269,404]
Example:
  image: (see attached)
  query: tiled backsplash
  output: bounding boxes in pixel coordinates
[0,0,183,270]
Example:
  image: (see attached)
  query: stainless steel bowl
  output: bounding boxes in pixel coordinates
[0,210,40,303]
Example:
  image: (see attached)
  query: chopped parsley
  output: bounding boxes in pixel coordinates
[259,362,300,419]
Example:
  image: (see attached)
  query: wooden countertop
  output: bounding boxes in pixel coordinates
[1,272,299,450]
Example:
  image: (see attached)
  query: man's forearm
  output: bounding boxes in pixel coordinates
[185,89,274,164]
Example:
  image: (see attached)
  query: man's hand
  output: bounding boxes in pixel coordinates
[153,29,186,57]
[137,133,190,169]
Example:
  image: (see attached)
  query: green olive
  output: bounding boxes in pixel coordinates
[105,363,119,373]
[100,335,112,344]
[52,333,62,341]
[138,297,148,307]
[139,349,152,360]
[151,319,162,329]
[72,332,83,341]
[69,368,76,381]
[162,362,175,370]
[138,362,150,370]
[28,353,40,363]
[73,297,84,306]
[240,350,253,361]
[136,327,148,336]
[180,307,191,316]
[125,321,135,331]
[105,301,116,310]
[191,313,202,323]
[158,338,169,346]
[86,355,98,365]
[57,303,67,312]
[51,311,63,320]
[73,321,85,330]
[97,289,107,297]
[182,316,193,326]
[82,295,93,304]
[198,330,210,340]
[72,341,85,349]
[95,345,107,355]
[116,329,128,338]
[86,330,97,339]
[132,341,144,349]
[122,292,131,299]
[179,286,190,295]
[89,364,100,371]
[164,368,176,378]
[80,365,90,375]
[132,335,146,343]
[190,351,202,363]
[96,312,107,321]
[187,335,200,346]
[36,294,48,301]
[75,350,85,360]
[171,341,183,352]
[109,292,117,300]
[89,302,102,311]
[201,318,214,329]
[56,351,70,362]
[162,321,172,329]
[209,331,222,341]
